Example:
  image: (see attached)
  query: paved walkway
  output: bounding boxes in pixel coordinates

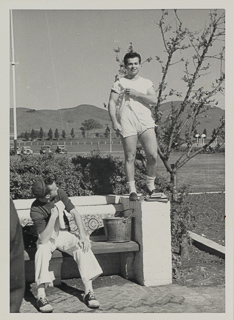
[20,275,225,313]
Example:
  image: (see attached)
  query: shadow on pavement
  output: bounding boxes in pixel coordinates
[24,283,38,310]
[57,282,84,303]
[23,280,84,310]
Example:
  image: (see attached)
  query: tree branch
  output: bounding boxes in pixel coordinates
[176,121,224,169]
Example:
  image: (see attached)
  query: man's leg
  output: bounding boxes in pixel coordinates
[121,134,138,199]
[72,248,102,308]
[35,242,55,312]
[55,231,102,308]
[139,128,158,192]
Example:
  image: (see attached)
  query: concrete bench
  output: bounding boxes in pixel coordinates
[14,194,172,287]
[15,195,140,285]
[24,239,139,286]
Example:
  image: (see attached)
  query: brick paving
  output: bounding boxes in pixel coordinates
[20,275,225,313]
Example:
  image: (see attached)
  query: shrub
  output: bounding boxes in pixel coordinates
[10,154,195,259]
[71,154,128,195]
[170,195,195,253]
[10,154,86,198]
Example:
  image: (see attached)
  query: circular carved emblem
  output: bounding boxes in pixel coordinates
[88,217,100,230]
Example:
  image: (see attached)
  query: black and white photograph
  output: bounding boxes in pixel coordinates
[1,0,233,318]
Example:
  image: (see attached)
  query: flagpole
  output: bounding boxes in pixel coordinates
[109,128,112,154]
[10,10,17,154]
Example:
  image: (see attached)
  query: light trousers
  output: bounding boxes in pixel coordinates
[35,230,102,287]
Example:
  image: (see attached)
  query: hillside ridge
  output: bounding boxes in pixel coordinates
[10,102,224,137]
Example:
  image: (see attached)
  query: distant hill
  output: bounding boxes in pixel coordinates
[10,104,111,136]
[10,102,224,138]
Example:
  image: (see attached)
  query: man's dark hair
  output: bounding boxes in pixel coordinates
[44,174,55,187]
[123,52,141,65]
[40,175,56,197]
[32,174,56,198]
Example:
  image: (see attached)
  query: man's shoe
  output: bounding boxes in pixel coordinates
[37,297,53,313]
[83,291,100,309]
[144,186,157,196]
[129,192,138,201]
[144,186,168,201]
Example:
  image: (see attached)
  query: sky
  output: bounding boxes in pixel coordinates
[10,8,225,111]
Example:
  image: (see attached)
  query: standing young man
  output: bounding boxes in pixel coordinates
[108,52,158,200]
[30,176,102,312]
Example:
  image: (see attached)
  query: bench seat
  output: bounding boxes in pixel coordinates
[24,240,139,260]
[91,240,139,254]
[24,240,140,285]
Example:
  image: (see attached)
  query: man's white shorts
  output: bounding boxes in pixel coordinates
[119,109,155,138]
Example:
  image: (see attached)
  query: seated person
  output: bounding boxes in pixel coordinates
[30,175,103,313]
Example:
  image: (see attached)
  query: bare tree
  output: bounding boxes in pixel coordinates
[154,9,225,199]
[114,10,225,200]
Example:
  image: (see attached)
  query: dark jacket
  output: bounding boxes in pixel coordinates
[10,198,25,313]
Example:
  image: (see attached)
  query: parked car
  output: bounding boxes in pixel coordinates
[10,146,21,155]
[40,145,53,155]
[21,146,33,155]
[55,145,67,154]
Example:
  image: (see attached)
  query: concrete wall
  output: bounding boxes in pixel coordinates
[120,197,172,286]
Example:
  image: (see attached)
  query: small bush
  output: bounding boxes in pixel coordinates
[170,196,195,252]
[71,154,128,195]
[10,154,194,258]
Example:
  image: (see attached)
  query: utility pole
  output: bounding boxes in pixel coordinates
[109,128,112,154]
[10,10,18,154]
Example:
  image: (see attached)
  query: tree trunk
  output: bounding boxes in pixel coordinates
[180,235,190,264]
[170,167,178,201]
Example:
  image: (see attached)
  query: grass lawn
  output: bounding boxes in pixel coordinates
[156,152,225,193]
[187,193,225,245]
[174,192,225,287]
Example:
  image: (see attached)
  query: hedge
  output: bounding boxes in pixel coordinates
[10,153,172,199]
[10,154,194,267]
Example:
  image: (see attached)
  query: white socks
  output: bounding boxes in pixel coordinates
[127,181,136,194]
[84,280,93,295]
[146,176,156,192]
[127,177,155,194]
[37,286,46,299]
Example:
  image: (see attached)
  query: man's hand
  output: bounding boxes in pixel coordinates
[37,206,59,244]
[125,86,157,105]
[51,207,59,219]
[112,121,122,133]
[125,88,139,99]
[78,236,91,253]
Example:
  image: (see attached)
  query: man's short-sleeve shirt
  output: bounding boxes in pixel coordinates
[30,188,75,235]
[111,76,154,124]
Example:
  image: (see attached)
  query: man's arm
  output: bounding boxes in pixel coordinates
[125,86,157,105]
[37,208,58,244]
[56,188,90,252]
[70,207,91,252]
[108,91,122,131]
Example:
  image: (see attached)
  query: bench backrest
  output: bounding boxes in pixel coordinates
[13,195,123,235]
